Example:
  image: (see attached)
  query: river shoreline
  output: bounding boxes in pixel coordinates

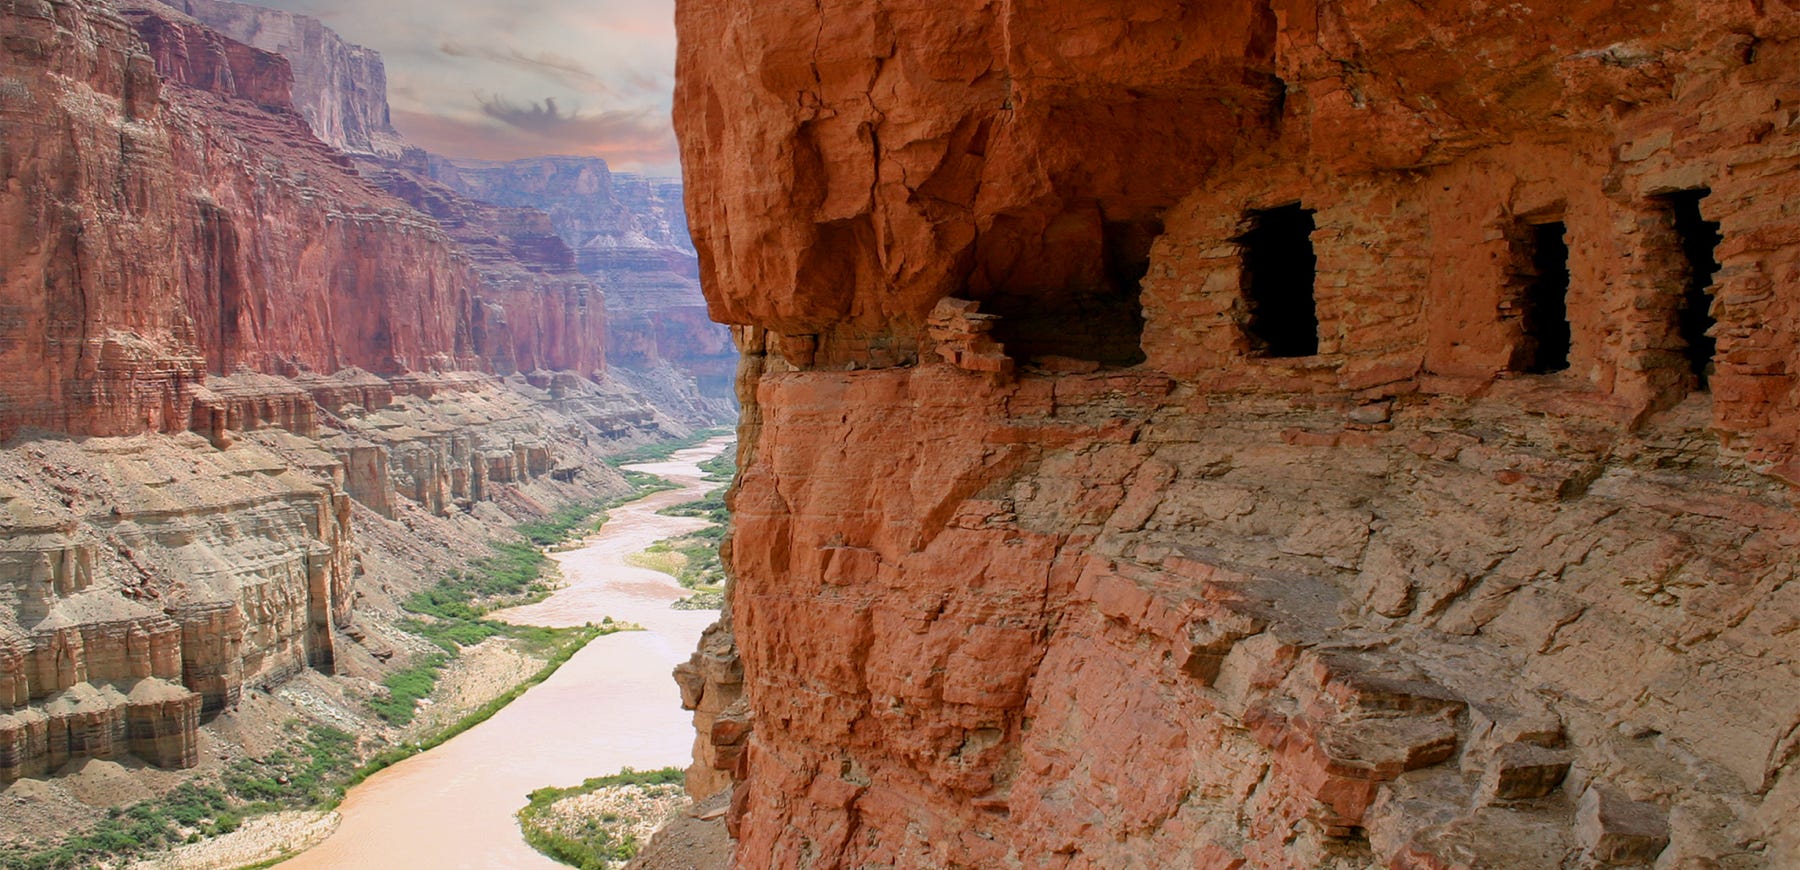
[267,436,732,869]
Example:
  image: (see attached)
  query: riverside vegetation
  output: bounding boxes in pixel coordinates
[630,448,735,611]
[515,767,687,870]
[514,441,735,867]
[0,465,686,870]
[375,468,676,727]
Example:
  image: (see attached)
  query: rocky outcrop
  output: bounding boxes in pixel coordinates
[675,1,1800,867]
[0,365,681,784]
[158,0,402,156]
[0,431,349,781]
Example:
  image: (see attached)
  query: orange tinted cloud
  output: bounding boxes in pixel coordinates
[243,0,681,174]
[391,107,677,166]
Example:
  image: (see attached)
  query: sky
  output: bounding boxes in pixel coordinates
[247,0,681,174]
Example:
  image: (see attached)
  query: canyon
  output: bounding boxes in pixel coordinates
[671,1,1800,868]
[424,155,738,405]
[0,0,719,832]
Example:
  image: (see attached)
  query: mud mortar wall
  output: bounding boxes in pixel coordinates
[673,1,1800,867]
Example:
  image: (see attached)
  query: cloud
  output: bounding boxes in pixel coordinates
[239,0,681,173]
[439,42,616,95]
[390,106,678,168]
[477,95,663,140]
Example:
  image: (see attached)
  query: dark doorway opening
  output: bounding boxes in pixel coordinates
[982,214,1155,367]
[1663,190,1722,390]
[1512,221,1571,374]
[1238,204,1318,358]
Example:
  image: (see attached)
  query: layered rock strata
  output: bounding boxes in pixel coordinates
[167,0,734,414]
[0,0,683,787]
[0,431,346,781]
[674,1,1800,867]
[0,0,621,441]
[428,157,738,402]
[156,0,402,157]
[0,366,678,784]
[1,0,490,438]
[360,154,607,380]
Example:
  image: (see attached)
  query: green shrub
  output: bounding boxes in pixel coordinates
[368,654,449,725]
[657,487,727,525]
[697,448,736,482]
[0,436,708,870]
[601,428,730,467]
[0,782,239,868]
[515,767,686,868]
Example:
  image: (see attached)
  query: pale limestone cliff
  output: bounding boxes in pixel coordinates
[161,0,402,156]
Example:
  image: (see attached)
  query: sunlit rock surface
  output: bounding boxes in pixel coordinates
[673,0,1800,866]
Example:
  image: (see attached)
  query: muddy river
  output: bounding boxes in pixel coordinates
[280,436,732,869]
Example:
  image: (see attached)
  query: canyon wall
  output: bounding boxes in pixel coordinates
[674,1,1800,867]
[429,156,739,401]
[1,0,486,439]
[361,153,608,380]
[165,0,617,380]
[0,0,683,788]
[1,0,621,429]
[157,0,402,157]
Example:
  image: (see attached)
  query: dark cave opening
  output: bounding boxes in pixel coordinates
[1238,204,1318,358]
[983,216,1157,367]
[1513,221,1572,374]
[1662,189,1722,391]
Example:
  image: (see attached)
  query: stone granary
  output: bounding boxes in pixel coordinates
[671,0,1800,867]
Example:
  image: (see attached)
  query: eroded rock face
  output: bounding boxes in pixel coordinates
[0,430,347,780]
[0,365,681,783]
[674,0,1800,866]
[160,0,403,157]
[0,0,688,786]
[0,0,491,438]
[361,154,608,380]
[427,156,738,400]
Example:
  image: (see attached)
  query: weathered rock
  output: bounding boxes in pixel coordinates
[360,153,608,379]
[1477,743,1572,804]
[673,0,1800,866]
[1577,785,1671,866]
[161,0,403,156]
[0,0,637,442]
[0,0,491,438]
[426,156,738,404]
[0,431,348,779]
[0,0,698,791]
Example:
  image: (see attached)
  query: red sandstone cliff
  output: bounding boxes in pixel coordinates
[361,153,608,379]
[1,0,488,438]
[162,0,617,378]
[0,0,683,796]
[0,0,625,436]
[674,0,1800,867]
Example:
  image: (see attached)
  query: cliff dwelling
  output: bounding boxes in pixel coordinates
[668,0,1800,867]
[3,0,1799,867]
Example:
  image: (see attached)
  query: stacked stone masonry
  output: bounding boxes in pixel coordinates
[673,0,1800,867]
